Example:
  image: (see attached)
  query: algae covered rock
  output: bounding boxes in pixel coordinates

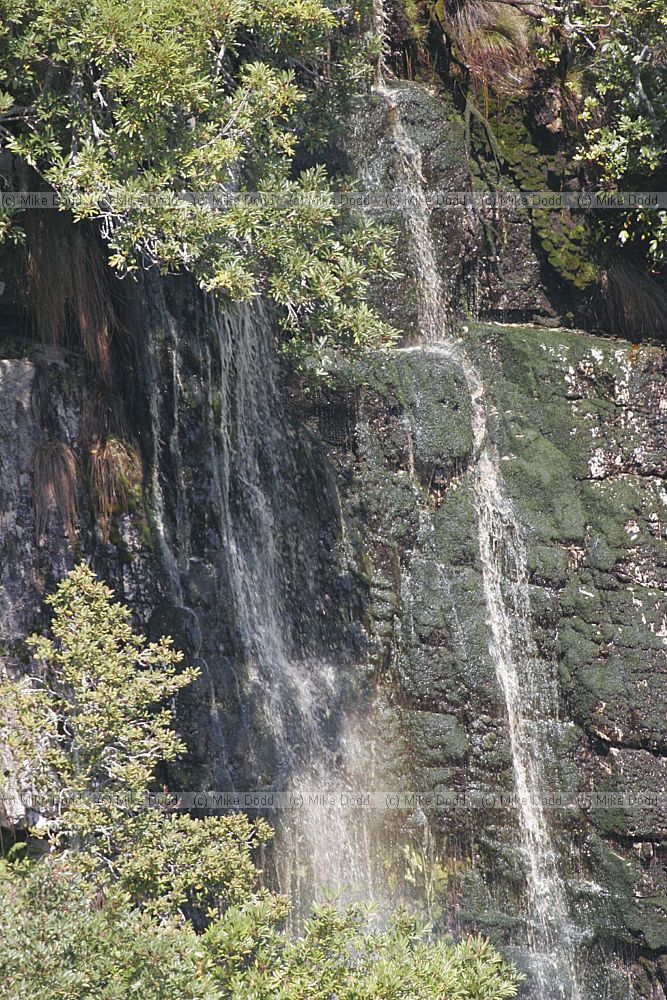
[313,320,666,997]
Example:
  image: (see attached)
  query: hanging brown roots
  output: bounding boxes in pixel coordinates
[33,439,78,545]
[22,215,118,383]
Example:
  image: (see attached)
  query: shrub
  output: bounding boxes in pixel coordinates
[2,564,196,847]
[0,859,522,1000]
[0,0,397,369]
[0,567,521,999]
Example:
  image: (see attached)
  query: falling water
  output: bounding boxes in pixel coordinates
[372,73,583,997]
[211,305,378,916]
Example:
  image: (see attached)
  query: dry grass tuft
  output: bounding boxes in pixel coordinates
[440,1,535,100]
[89,437,142,543]
[599,261,667,342]
[33,439,78,545]
[22,216,119,382]
[80,389,129,448]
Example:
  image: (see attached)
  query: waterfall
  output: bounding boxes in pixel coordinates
[373,77,583,998]
[216,308,378,913]
[140,272,380,914]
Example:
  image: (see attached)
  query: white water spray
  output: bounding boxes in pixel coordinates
[212,306,378,917]
[373,71,583,997]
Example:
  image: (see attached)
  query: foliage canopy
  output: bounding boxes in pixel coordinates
[0,566,521,999]
[0,0,397,371]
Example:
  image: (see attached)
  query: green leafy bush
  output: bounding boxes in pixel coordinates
[0,0,397,368]
[0,567,521,999]
[2,564,196,849]
[0,858,521,1000]
[0,858,218,1000]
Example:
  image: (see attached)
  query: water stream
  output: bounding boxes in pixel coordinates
[212,305,378,917]
[373,76,583,998]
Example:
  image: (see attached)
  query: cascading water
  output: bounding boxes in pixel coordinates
[183,301,378,915]
[372,72,583,997]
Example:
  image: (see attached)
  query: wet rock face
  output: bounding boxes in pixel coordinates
[1,71,665,999]
[484,326,666,758]
[0,274,362,800]
[345,83,559,338]
[309,325,666,998]
[134,276,368,798]
[0,355,155,652]
[484,326,667,992]
[8,284,663,995]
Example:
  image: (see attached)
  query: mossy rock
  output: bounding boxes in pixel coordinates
[484,107,600,290]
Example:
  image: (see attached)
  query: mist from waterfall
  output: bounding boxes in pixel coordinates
[372,74,583,998]
[209,305,378,918]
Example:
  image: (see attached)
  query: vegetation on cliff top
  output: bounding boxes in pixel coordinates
[0,0,397,374]
[1,0,663,351]
[400,0,666,336]
[0,566,521,999]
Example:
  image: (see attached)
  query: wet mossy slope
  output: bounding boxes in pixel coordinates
[319,324,666,998]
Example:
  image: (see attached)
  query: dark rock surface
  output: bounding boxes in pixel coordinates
[305,323,666,997]
[0,74,665,1000]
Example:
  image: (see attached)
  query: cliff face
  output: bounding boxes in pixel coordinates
[0,77,665,999]
[309,324,666,998]
[324,79,666,996]
[0,273,362,786]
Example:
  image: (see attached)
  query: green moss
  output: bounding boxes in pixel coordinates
[482,110,601,290]
[637,898,667,951]
[108,521,134,564]
[432,489,479,566]
[401,710,470,764]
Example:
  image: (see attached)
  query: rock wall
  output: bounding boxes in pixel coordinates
[347,82,565,335]
[301,324,666,997]
[0,273,365,842]
[0,71,665,1000]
